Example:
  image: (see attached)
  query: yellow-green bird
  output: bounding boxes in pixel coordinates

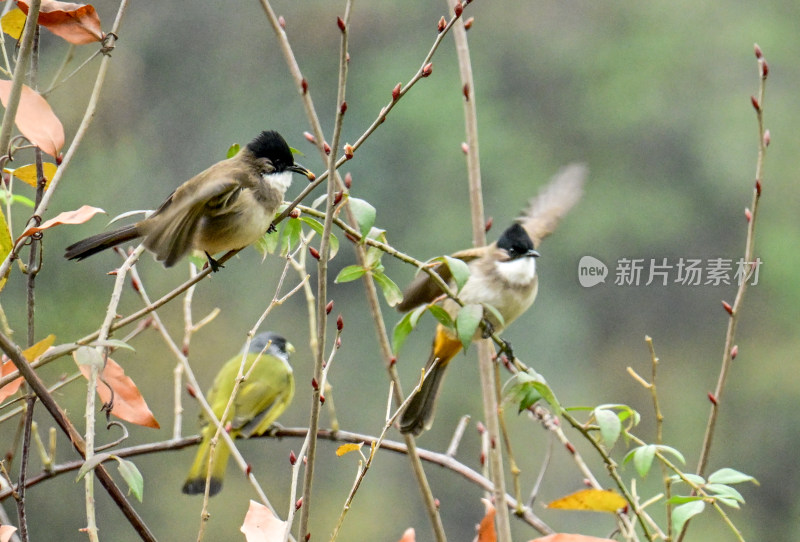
[182,332,295,496]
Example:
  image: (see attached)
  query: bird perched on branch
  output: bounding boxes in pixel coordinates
[65,131,314,271]
[397,164,587,435]
[182,332,295,496]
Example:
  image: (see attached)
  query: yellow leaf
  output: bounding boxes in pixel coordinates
[8,163,58,189]
[1,9,26,40]
[546,489,628,513]
[0,208,11,292]
[22,334,55,362]
[335,442,363,457]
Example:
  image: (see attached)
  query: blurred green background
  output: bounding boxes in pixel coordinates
[0,0,797,540]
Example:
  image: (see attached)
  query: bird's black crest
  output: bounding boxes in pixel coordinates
[246,131,295,169]
[247,332,289,356]
[497,223,535,256]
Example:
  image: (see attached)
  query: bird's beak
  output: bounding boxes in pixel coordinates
[527,249,540,258]
[286,342,296,354]
[290,163,315,181]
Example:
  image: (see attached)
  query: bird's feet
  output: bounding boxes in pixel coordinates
[205,252,224,273]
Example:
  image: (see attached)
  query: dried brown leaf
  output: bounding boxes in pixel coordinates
[16,205,104,243]
[18,0,102,44]
[0,80,65,157]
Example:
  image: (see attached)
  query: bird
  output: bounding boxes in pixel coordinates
[64,130,315,271]
[397,164,586,435]
[182,332,296,496]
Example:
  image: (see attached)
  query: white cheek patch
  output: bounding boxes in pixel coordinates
[264,170,294,194]
[496,257,536,286]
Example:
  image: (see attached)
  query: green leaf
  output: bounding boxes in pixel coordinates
[427,305,454,329]
[666,495,705,505]
[279,218,302,256]
[115,457,144,502]
[89,339,134,351]
[481,303,505,331]
[672,500,705,534]
[505,373,544,413]
[654,444,685,465]
[76,452,113,481]
[392,312,414,355]
[707,467,758,486]
[0,192,34,208]
[632,445,656,478]
[455,304,483,351]
[299,216,339,260]
[348,197,376,239]
[408,304,428,329]
[530,378,559,410]
[226,143,241,159]
[706,483,745,505]
[256,225,281,256]
[671,473,706,486]
[74,346,104,369]
[594,407,622,448]
[373,271,403,307]
[443,256,470,292]
[335,265,367,283]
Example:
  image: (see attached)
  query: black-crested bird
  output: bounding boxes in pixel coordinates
[65,131,314,271]
[397,164,586,435]
[182,332,296,496]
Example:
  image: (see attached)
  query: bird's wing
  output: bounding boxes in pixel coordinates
[518,163,587,247]
[232,360,295,437]
[396,248,484,312]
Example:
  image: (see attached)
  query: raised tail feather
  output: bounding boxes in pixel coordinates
[64,225,140,261]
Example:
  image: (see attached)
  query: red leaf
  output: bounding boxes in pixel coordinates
[76,355,160,429]
[0,80,65,157]
[16,205,104,243]
[476,500,497,542]
[18,0,103,45]
[240,500,286,542]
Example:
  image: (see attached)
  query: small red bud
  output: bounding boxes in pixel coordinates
[295,497,303,511]
[583,478,592,487]
[722,300,733,316]
[708,392,718,405]
[334,190,343,205]
[323,141,331,155]
[343,144,354,160]
[304,131,316,144]
[278,15,286,29]
[311,378,319,391]
[340,101,348,115]
[763,129,771,147]
[476,421,485,434]
[320,394,325,404]
[759,59,769,78]
[391,82,402,101]
[484,217,493,233]
[337,16,346,32]
[336,314,344,331]
[56,153,63,165]
[289,450,297,465]
[186,384,197,398]
[755,179,762,196]
[309,246,321,261]
[182,343,190,357]
[463,16,474,30]
[344,172,352,189]
[730,344,738,359]
[454,2,463,17]
[246,463,252,476]
[552,417,560,427]
[754,43,763,59]
[335,336,342,349]
[744,207,752,223]
[422,63,433,77]
[107,269,118,276]
[346,52,350,63]
[225,422,233,433]
[389,356,397,366]
[479,452,486,466]
[326,300,334,314]
[750,95,760,112]
[566,442,576,454]
[437,16,446,33]
[463,83,470,101]
[344,232,359,244]
[461,142,469,154]
[490,437,497,449]
[434,498,441,509]
[130,276,141,293]
[304,534,310,542]
[290,208,301,219]
[301,78,308,94]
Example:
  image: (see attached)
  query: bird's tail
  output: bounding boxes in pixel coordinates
[399,325,463,435]
[64,225,141,261]
[181,430,231,496]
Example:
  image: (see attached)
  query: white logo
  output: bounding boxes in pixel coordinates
[578,256,608,287]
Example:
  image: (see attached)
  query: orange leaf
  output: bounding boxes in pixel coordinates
[16,205,104,243]
[76,355,160,429]
[240,500,286,542]
[335,442,363,457]
[476,499,497,542]
[397,528,415,542]
[0,335,55,402]
[546,489,628,513]
[18,0,103,44]
[529,534,617,542]
[0,80,64,157]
